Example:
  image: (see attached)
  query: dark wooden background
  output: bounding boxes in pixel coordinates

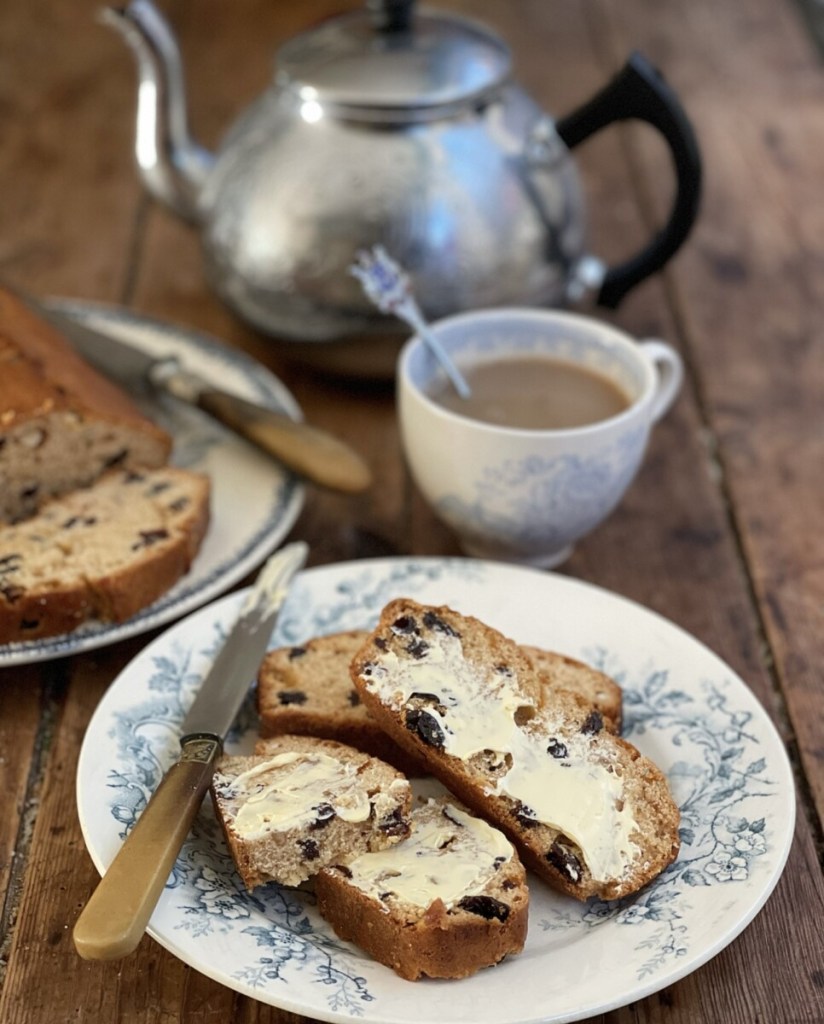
[1,0,823,1021]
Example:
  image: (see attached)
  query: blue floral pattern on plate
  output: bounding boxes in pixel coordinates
[77,558,794,1024]
[539,648,778,980]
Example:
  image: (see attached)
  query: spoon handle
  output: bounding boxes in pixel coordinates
[399,302,472,400]
[350,245,472,399]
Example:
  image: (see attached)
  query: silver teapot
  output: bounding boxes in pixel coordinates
[106,0,701,374]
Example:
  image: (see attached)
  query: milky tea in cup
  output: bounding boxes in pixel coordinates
[398,308,683,567]
[428,355,632,430]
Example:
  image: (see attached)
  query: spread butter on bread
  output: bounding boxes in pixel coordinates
[256,630,622,777]
[211,735,412,889]
[316,796,528,980]
[351,599,680,902]
[257,630,424,775]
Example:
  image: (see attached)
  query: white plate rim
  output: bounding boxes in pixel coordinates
[76,556,795,1024]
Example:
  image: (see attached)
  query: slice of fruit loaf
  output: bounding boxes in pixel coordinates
[0,466,209,643]
[256,632,621,775]
[0,287,172,523]
[351,599,680,902]
[315,796,528,981]
[257,630,425,775]
[211,736,412,889]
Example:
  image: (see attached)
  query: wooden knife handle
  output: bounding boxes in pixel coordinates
[197,388,372,493]
[158,367,372,493]
[73,736,221,961]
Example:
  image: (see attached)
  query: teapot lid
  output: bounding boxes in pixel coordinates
[276,1,511,121]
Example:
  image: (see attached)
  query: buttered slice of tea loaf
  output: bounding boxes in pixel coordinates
[256,630,621,777]
[212,736,412,889]
[0,466,209,643]
[315,796,528,981]
[351,599,680,902]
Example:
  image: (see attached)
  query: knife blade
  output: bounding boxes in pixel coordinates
[27,296,371,493]
[72,540,308,961]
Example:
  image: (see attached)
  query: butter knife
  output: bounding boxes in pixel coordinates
[25,296,371,493]
[73,540,308,961]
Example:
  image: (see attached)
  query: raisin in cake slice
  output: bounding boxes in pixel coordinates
[0,287,171,523]
[351,599,680,902]
[211,736,412,889]
[256,631,423,775]
[315,796,528,981]
[0,466,209,643]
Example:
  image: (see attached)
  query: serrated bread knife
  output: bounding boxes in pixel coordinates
[73,540,308,961]
[24,295,371,493]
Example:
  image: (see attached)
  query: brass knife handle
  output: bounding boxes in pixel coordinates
[159,367,372,493]
[73,736,221,961]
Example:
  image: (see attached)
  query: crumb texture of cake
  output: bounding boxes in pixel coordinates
[257,630,424,775]
[351,598,680,902]
[0,287,172,523]
[0,466,209,643]
[212,735,412,889]
[522,646,623,734]
[315,796,528,981]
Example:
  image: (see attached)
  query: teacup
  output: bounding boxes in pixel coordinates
[398,308,683,568]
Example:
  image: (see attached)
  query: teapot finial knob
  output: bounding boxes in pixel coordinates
[366,0,415,33]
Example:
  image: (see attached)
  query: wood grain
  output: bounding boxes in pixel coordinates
[0,0,142,300]
[0,668,47,979]
[0,0,823,1020]
[610,0,824,827]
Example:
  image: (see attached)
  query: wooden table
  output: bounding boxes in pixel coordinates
[2,0,823,1021]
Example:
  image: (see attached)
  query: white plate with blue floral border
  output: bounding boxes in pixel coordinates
[0,301,304,667]
[76,557,794,1024]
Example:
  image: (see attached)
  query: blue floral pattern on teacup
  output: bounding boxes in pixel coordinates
[437,426,646,557]
[400,312,665,564]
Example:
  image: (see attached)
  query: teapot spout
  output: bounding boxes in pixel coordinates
[101,0,213,223]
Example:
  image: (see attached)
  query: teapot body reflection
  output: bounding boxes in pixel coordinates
[107,0,701,374]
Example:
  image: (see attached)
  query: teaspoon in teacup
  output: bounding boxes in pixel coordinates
[350,245,471,400]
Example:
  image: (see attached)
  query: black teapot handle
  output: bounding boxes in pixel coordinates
[555,52,702,309]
